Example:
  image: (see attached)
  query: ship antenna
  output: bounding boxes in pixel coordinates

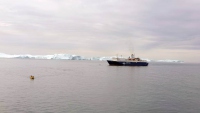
[131,53,135,58]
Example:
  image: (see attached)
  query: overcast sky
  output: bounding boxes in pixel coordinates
[0,0,200,62]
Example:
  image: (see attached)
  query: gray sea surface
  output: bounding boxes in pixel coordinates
[0,59,200,113]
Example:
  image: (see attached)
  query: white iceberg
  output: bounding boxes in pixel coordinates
[0,53,184,63]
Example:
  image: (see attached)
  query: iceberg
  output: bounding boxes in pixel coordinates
[156,59,184,63]
[0,53,184,63]
[0,53,15,58]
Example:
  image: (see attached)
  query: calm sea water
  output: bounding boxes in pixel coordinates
[0,59,200,113]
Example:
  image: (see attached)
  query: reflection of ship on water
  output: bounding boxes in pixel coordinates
[107,54,148,66]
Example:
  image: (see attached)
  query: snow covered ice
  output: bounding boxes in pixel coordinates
[0,53,184,63]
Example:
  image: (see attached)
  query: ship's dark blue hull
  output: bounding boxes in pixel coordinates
[107,60,148,66]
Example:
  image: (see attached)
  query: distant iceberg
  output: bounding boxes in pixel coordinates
[0,53,184,63]
[155,59,184,63]
[0,53,82,60]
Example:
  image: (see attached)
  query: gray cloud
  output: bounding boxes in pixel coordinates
[0,0,200,62]
[136,0,200,50]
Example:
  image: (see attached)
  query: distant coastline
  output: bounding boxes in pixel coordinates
[0,53,184,63]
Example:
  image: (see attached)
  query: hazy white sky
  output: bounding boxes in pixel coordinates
[0,0,200,62]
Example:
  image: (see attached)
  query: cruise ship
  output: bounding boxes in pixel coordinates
[107,54,148,66]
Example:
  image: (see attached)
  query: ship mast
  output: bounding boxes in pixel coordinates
[131,54,135,59]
